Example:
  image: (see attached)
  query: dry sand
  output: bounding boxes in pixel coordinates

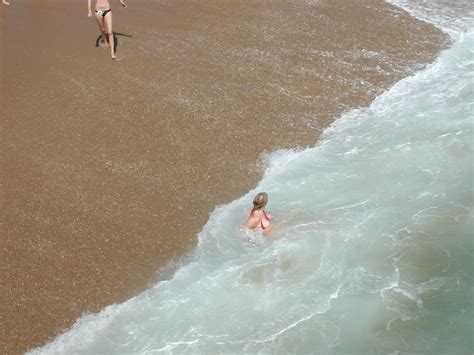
[0,0,448,353]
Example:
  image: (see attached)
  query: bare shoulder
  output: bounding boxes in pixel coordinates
[245,210,260,229]
[249,210,260,218]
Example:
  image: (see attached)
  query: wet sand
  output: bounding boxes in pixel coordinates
[0,1,448,354]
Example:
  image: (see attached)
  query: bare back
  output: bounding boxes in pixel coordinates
[245,209,272,235]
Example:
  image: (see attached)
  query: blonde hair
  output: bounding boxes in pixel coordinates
[251,192,268,213]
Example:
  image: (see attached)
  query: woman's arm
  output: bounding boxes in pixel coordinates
[244,211,260,230]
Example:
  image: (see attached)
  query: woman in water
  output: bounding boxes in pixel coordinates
[245,192,272,235]
[88,0,127,59]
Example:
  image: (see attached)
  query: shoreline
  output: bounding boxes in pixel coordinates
[0,1,449,354]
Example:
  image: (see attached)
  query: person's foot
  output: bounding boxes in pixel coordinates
[111,53,116,60]
[2,0,11,5]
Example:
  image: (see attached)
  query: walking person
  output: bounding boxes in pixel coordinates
[88,0,127,59]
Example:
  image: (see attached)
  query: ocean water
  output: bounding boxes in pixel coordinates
[30,2,473,354]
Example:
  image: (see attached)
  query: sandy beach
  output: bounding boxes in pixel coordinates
[0,1,448,354]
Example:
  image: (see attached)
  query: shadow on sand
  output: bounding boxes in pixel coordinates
[95,32,132,53]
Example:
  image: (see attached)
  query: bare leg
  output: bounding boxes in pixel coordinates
[104,12,115,59]
[94,13,107,46]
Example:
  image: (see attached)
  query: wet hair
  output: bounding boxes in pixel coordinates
[251,192,268,213]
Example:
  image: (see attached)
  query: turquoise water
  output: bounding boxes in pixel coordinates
[30,2,473,354]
